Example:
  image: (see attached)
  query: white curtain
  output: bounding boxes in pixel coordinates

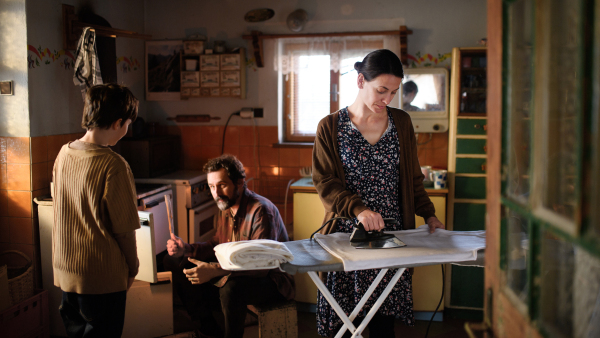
[274,35,398,74]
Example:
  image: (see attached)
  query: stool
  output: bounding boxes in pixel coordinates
[247,300,297,338]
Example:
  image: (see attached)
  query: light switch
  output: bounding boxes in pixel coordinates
[0,81,13,95]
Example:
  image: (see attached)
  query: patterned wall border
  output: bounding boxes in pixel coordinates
[27,44,140,72]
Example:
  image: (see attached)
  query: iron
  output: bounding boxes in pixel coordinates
[350,218,407,249]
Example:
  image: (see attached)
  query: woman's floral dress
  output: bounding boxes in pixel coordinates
[316,107,414,336]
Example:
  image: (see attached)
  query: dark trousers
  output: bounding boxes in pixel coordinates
[165,255,286,338]
[336,313,396,338]
[59,290,127,338]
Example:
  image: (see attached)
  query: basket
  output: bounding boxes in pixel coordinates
[0,251,34,306]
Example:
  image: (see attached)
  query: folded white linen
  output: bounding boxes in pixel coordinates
[314,224,486,271]
[214,239,294,271]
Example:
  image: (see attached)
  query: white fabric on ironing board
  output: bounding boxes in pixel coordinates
[314,225,486,271]
[214,239,294,271]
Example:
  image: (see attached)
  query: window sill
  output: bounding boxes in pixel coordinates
[272,142,314,148]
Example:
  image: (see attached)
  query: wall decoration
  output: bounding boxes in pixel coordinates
[27,44,75,69]
[181,71,200,87]
[200,55,219,71]
[146,40,183,101]
[200,71,219,87]
[220,71,240,87]
[407,52,452,68]
[220,54,240,70]
[117,56,141,72]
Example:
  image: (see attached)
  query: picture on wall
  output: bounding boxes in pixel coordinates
[146,40,183,101]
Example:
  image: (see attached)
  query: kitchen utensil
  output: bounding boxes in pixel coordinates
[167,115,221,123]
[164,195,173,234]
[286,9,308,32]
[432,169,448,189]
[244,8,275,22]
[350,218,406,249]
[299,166,312,177]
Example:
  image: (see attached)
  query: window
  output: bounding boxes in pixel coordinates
[276,36,395,142]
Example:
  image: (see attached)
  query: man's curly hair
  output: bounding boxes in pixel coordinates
[203,154,246,187]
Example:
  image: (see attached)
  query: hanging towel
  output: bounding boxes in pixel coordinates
[214,239,294,271]
[314,224,486,271]
[73,27,103,99]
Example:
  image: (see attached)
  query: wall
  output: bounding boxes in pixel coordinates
[0,0,29,137]
[0,0,146,288]
[146,0,486,217]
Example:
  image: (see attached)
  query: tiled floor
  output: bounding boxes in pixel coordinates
[168,301,471,338]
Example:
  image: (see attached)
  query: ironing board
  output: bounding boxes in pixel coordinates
[279,237,485,338]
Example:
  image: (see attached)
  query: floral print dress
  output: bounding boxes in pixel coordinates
[316,107,414,336]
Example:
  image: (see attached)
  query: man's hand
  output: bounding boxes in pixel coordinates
[426,216,444,234]
[356,209,385,231]
[167,232,187,257]
[126,276,135,291]
[184,258,227,285]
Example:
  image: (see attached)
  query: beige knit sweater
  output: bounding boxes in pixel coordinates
[52,142,140,294]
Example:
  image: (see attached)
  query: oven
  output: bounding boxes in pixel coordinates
[135,170,219,244]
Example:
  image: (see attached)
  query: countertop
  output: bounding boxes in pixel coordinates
[135,183,172,199]
[290,177,448,196]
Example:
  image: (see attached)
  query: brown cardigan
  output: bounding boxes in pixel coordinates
[312,107,436,234]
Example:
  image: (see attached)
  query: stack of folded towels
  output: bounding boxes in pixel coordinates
[214,239,294,271]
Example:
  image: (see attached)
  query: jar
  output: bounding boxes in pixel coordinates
[213,41,226,53]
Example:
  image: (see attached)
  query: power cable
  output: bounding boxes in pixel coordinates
[221,111,240,154]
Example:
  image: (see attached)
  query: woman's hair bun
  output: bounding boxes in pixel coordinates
[354,61,362,72]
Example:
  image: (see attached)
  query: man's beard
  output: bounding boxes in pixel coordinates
[215,187,238,211]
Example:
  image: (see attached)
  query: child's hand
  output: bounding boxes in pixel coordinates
[127,277,135,291]
[167,232,186,257]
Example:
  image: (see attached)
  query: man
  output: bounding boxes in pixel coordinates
[165,154,295,338]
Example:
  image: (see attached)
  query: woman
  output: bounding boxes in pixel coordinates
[312,49,444,337]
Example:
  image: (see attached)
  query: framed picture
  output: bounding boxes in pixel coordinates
[183,40,204,55]
[220,54,241,70]
[221,88,231,96]
[181,71,200,87]
[231,88,241,97]
[210,88,220,96]
[191,88,201,97]
[181,88,191,96]
[200,55,219,71]
[220,71,240,87]
[201,88,210,96]
[146,40,183,101]
[201,71,219,87]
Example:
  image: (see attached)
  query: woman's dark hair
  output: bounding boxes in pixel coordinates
[203,154,247,187]
[81,83,138,130]
[354,49,404,81]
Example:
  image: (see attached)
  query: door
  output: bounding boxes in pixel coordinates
[140,189,173,254]
[485,0,600,337]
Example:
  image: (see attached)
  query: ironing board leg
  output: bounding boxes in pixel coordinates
[334,268,390,338]
[307,271,359,336]
[350,267,406,338]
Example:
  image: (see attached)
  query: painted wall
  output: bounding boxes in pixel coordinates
[26,0,146,137]
[144,0,487,127]
[0,0,29,137]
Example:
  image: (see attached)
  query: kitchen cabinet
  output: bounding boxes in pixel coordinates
[446,47,487,319]
[180,47,246,99]
[291,178,448,316]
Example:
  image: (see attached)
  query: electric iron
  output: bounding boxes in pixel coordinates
[350,218,407,249]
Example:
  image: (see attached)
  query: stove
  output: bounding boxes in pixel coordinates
[135,170,218,243]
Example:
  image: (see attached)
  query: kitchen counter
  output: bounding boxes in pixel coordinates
[290,177,448,196]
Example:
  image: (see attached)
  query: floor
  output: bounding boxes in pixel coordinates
[165,300,471,338]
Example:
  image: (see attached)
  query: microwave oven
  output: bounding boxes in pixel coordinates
[115,135,181,178]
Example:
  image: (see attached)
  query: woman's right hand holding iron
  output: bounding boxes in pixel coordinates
[357,209,385,231]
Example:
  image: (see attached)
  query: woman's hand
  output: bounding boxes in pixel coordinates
[357,209,385,231]
[426,216,444,234]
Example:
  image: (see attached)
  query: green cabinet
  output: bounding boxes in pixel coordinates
[446,47,487,318]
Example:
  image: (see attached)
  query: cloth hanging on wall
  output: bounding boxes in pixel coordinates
[73,27,103,100]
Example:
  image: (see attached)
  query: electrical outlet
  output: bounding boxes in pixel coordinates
[253,108,264,118]
[240,107,264,119]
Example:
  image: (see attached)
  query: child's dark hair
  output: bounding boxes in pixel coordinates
[354,49,404,82]
[81,83,138,130]
[403,80,418,94]
[203,154,247,188]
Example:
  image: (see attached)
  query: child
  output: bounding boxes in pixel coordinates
[52,83,140,337]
